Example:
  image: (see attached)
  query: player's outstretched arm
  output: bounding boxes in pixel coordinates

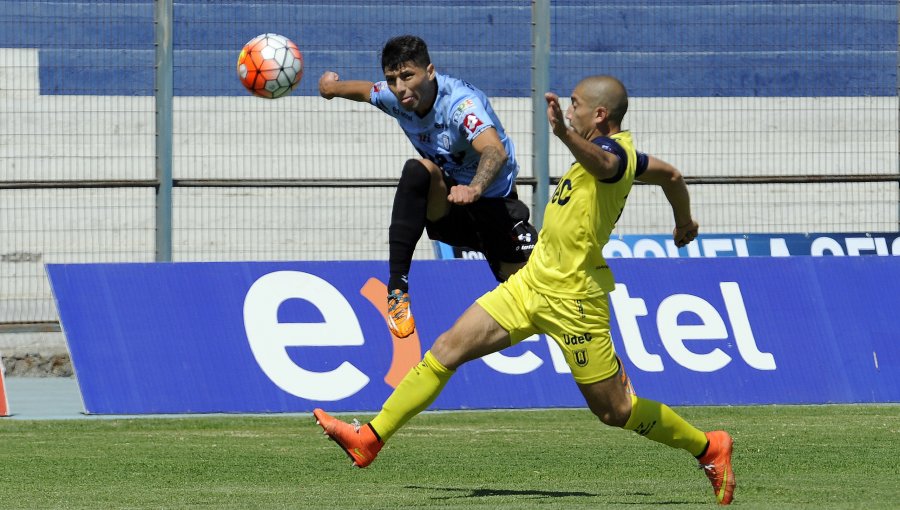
[318,71,374,102]
[636,156,698,247]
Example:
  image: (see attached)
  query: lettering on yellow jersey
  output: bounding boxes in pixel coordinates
[562,332,593,345]
[551,178,573,205]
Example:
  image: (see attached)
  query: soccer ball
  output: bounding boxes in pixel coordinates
[236,33,304,99]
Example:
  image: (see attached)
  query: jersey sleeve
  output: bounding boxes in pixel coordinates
[449,96,495,143]
[635,151,649,177]
[369,81,395,115]
[593,137,628,183]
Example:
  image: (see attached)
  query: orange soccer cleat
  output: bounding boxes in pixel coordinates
[698,430,736,505]
[387,289,416,338]
[313,408,383,468]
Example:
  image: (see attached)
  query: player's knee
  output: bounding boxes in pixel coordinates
[417,157,441,175]
[430,332,465,371]
[398,159,431,195]
[593,400,631,428]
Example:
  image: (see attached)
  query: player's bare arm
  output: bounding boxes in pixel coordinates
[545,92,619,180]
[636,155,698,247]
[448,127,508,205]
[318,71,373,102]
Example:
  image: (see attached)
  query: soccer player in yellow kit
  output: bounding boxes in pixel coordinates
[315,75,736,505]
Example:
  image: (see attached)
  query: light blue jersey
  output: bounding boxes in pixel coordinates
[370,73,518,198]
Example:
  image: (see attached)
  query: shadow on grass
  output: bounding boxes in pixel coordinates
[403,485,697,505]
[404,485,598,500]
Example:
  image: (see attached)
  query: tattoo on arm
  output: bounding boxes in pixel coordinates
[470,145,506,192]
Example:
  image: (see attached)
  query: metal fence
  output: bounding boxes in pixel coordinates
[1,0,898,330]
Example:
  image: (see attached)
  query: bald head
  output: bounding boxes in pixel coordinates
[575,75,628,125]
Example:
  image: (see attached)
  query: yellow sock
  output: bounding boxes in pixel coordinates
[624,395,708,456]
[369,350,454,442]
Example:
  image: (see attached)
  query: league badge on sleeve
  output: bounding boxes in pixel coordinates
[463,113,483,134]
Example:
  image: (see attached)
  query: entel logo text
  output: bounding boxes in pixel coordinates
[243,272,776,402]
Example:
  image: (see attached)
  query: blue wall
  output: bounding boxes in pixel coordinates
[1,1,895,97]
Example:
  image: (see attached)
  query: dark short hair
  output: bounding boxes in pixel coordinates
[381,35,431,72]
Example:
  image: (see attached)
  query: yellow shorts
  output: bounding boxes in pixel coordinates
[476,270,619,385]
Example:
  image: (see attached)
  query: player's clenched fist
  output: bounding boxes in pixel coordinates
[319,71,341,99]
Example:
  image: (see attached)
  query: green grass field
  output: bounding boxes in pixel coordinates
[0,405,897,509]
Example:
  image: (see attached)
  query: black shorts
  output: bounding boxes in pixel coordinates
[425,188,538,281]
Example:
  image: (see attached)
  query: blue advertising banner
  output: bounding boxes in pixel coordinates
[436,232,900,260]
[47,257,900,414]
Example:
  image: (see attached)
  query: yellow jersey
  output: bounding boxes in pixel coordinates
[523,131,637,299]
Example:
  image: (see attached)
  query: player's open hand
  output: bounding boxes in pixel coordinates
[545,92,567,138]
[318,71,340,99]
[673,219,699,247]
[448,184,481,205]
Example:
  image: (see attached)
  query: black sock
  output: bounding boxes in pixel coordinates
[695,440,711,459]
[388,159,430,293]
[367,423,383,443]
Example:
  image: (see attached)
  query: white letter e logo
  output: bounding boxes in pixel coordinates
[244,271,369,401]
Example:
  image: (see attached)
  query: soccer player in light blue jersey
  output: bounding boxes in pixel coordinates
[319,35,537,339]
